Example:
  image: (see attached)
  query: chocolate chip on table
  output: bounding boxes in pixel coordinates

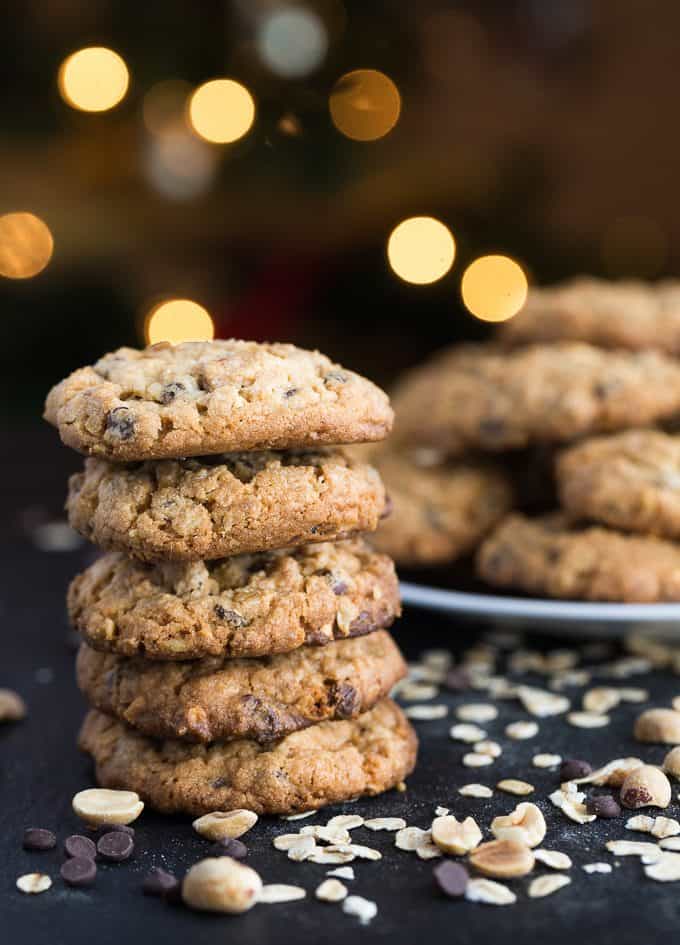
[209,838,248,860]
[23,828,57,851]
[433,860,469,898]
[97,831,134,862]
[586,795,621,818]
[98,823,135,838]
[560,759,593,782]
[143,868,181,899]
[444,668,472,692]
[61,856,97,887]
[65,834,97,860]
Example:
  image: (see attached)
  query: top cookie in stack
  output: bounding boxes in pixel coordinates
[45,339,417,816]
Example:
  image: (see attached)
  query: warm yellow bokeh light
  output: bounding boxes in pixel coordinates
[461,255,528,322]
[329,69,401,141]
[0,212,54,279]
[58,47,129,113]
[188,79,255,144]
[145,299,215,345]
[387,217,456,285]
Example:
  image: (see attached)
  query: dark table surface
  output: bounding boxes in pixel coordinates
[3,428,680,945]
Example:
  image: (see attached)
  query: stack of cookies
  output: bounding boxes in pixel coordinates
[44,339,417,815]
[379,277,680,603]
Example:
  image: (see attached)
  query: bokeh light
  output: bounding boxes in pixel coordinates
[188,79,255,144]
[0,212,54,279]
[145,299,215,345]
[461,255,528,322]
[329,69,401,141]
[257,8,328,78]
[142,80,192,135]
[58,47,130,113]
[387,217,456,285]
[144,130,217,200]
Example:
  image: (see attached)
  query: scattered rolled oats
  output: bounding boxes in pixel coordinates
[664,747,680,779]
[534,849,572,870]
[456,703,498,723]
[192,809,258,841]
[299,824,350,844]
[517,686,570,718]
[316,878,348,902]
[326,815,364,831]
[583,688,620,714]
[644,852,680,882]
[549,670,591,691]
[327,866,355,879]
[620,764,671,809]
[459,784,493,798]
[283,810,316,821]
[259,884,306,904]
[583,863,612,874]
[528,875,571,898]
[625,815,655,833]
[618,688,649,703]
[469,840,535,879]
[0,689,27,721]
[533,754,562,768]
[395,826,430,852]
[491,803,546,848]
[573,757,643,787]
[336,844,381,861]
[16,873,51,894]
[659,837,680,851]
[405,705,448,721]
[567,711,610,728]
[416,841,443,860]
[72,788,144,826]
[550,788,595,825]
[396,682,440,701]
[273,833,306,851]
[307,848,355,865]
[435,806,450,816]
[651,817,680,838]
[450,723,487,744]
[363,817,406,832]
[431,815,482,855]
[605,840,662,860]
[474,740,502,758]
[634,708,680,744]
[342,895,377,925]
[287,835,317,862]
[463,752,495,768]
[465,878,516,905]
[505,721,539,740]
[497,779,534,796]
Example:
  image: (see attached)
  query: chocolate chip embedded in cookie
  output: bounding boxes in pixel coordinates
[557,430,680,540]
[67,449,387,562]
[44,340,393,461]
[391,342,680,455]
[76,630,406,743]
[370,449,513,567]
[477,513,680,602]
[498,277,680,354]
[78,699,418,816]
[67,539,400,660]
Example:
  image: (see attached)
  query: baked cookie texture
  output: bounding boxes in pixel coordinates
[499,277,680,353]
[44,340,393,461]
[391,342,680,455]
[76,630,406,743]
[67,449,386,562]
[557,430,680,539]
[371,449,513,566]
[478,513,680,603]
[79,699,417,815]
[68,540,400,660]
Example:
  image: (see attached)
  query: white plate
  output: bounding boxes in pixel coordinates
[400,582,680,637]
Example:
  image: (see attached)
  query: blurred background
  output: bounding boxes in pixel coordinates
[2,0,678,426]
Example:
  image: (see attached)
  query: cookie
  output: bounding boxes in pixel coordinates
[44,340,393,461]
[477,513,680,602]
[370,449,513,567]
[499,277,680,353]
[557,430,680,539]
[391,342,680,455]
[67,449,387,562]
[79,699,417,815]
[76,630,406,743]
[68,540,400,660]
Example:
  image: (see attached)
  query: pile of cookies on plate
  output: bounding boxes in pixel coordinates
[372,277,680,603]
[44,339,417,815]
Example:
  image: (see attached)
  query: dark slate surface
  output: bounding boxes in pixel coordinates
[3,430,680,944]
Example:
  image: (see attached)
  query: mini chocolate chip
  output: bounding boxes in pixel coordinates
[323,371,348,385]
[159,382,185,404]
[65,834,97,860]
[209,838,248,860]
[98,823,135,838]
[214,605,248,627]
[332,579,348,596]
[444,668,472,692]
[23,828,56,851]
[283,387,298,399]
[560,759,593,782]
[478,417,507,440]
[586,795,621,818]
[105,406,136,440]
[143,868,180,899]
[212,777,230,789]
[61,856,97,887]
[330,682,360,718]
[433,860,469,897]
[97,831,134,862]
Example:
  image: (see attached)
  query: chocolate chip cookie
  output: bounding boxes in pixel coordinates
[79,698,418,815]
[557,430,680,539]
[76,630,406,743]
[45,340,393,461]
[478,513,680,602]
[499,277,680,353]
[391,342,680,455]
[68,540,400,660]
[67,449,387,562]
[370,448,513,567]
